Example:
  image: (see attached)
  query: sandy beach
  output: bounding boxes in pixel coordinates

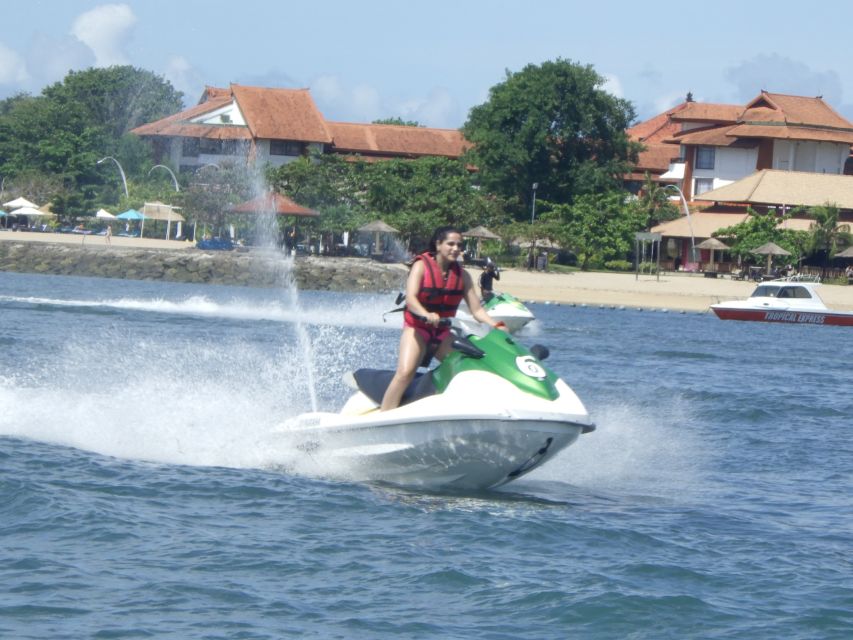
[4,229,853,312]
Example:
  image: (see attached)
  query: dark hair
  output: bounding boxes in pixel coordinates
[428,225,461,253]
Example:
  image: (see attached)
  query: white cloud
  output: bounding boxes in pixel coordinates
[311,74,382,122]
[164,55,204,104]
[0,42,28,85]
[397,87,458,128]
[602,73,623,98]
[726,54,843,105]
[312,74,461,127]
[71,3,137,67]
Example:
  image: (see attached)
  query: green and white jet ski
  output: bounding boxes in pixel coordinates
[270,321,594,490]
[458,292,535,334]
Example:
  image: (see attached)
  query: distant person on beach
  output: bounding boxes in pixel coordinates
[380,226,507,411]
[479,258,500,302]
[105,225,112,245]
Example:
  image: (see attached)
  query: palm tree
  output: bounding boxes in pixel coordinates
[637,172,679,227]
[808,204,852,277]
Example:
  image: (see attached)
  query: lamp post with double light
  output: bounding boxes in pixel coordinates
[148,165,180,192]
[97,156,129,199]
[664,184,696,264]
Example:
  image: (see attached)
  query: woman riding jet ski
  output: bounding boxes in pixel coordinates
[270,319,594,490]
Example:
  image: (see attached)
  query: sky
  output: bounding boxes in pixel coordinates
[3,0,853,129]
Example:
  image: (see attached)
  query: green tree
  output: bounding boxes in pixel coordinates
[0,66,182,215]
[635,173,680,227]
[463,58,640,217]
[806,203,851,269]
[550,191,646,270]
[372,117,421,127]
[181,162,255,235]
[713,208,807,265]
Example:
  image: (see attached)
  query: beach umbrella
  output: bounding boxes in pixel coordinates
[358,220,399,256]
[95,208,116,219]
[117,208,147,237]
[462,225,501,259]
[3,196,38,209]
[231,192,318,217]
[14,206,53,217]
[835,246,853,258]
[751,241,791,273]
[696,237,729,271]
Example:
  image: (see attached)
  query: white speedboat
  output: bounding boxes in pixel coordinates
[268,324,594,490]
[711,280,853,326]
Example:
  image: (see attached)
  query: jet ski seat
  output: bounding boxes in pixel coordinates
[352,369,437,407]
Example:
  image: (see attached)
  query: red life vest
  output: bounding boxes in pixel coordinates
[403,252,465,328]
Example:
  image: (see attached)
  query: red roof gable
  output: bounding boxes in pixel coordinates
[230,84,332,144]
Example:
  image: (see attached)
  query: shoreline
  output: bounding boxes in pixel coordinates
[3,230,853,312]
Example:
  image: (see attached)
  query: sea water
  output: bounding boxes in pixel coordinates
[1,271,851,639]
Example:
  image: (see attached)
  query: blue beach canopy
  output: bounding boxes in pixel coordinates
[116,209,146,220]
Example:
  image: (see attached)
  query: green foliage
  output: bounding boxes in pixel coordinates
[269,154,510,252]
[604,259,633,271]
[634,173,680,227]
[806,203,851,259]
[713,208,807,264]
[550,191,646,270]
[0,66,182,214]
[372,117,422,127]
[181,162,256,233]
[462,58,639,217]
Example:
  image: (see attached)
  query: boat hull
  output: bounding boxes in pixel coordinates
[711,306,853,326]
[269,415,587,490]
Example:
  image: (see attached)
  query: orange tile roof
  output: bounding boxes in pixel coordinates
[131,93,245,139]
[728,123,853,144]
[741,91,853,129]
[664,124,744,147]
[230,84,332,144]
[669,102,742,123]
[327,122,470,158]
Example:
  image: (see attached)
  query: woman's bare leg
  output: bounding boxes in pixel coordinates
[380,328,426,411]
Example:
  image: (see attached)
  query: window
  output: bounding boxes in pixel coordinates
[182,138,199,157]
[270,140,304,156]
[694,177,714,195]
[199,138,222,155]
[696,146,715,170]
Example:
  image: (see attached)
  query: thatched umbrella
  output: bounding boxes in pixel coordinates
[696,237,729,271]
[358,220,399,255]
[751,241,791,273]
[835,246,853,258]
[462,225,501,258]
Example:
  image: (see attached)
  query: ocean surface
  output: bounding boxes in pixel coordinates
[1,269,851,639]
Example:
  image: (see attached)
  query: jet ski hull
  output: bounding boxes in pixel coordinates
[271,413,587,490]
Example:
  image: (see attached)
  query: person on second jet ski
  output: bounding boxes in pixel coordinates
[381,226,507,411]
[478,257,500,303]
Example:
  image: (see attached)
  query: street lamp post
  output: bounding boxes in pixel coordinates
[148,165,180,192]
[529,182,539,270]
[530,182,539,223]
[664,184,696,264]
[97,156,129,198]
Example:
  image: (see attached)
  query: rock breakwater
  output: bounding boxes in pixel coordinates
[0,241,408,292]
